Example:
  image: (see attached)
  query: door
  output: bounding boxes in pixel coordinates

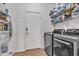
[24,11,41,49]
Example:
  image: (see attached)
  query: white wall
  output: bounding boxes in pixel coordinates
[6,3,55,52]
[40,3,55,48]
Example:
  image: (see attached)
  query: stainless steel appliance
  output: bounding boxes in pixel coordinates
[53,29,79,56]
[53,36,74,56]
[44,32,53,56]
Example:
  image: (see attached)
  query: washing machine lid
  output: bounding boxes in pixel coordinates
[66,29,79,36]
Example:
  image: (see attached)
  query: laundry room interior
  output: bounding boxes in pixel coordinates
[0,3,79,56]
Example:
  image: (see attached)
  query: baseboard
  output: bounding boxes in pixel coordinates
[26,46,44,50]
[13,49,26,53]
[25,48,44,51]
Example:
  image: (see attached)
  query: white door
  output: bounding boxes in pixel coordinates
[24,11,41,49]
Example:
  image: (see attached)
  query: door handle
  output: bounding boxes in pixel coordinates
[26,27,28,31]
